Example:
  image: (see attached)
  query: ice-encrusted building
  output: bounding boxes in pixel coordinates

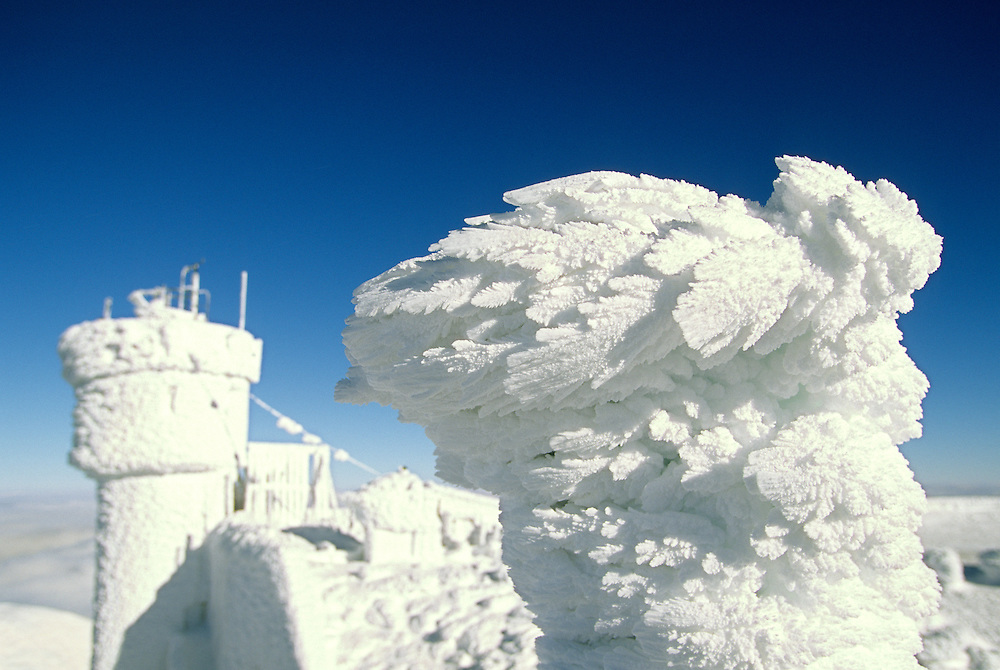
[58,267,538,670]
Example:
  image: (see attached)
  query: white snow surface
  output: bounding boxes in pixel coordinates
[337,157,945,668]
[0,602,92,670]
[919,498,1000,670]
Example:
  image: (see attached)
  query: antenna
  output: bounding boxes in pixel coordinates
[239,271,248,330]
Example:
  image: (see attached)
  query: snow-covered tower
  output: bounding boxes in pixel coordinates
[59,267,262,670]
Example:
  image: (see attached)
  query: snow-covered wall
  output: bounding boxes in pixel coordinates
[207,520,329,670]
[60,303,262,670]
[337,157,943,668]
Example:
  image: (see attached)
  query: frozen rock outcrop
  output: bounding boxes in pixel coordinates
[337,157,942,668]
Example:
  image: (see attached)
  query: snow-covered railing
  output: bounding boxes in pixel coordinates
[242,442,337,528]
[123,263,213,320]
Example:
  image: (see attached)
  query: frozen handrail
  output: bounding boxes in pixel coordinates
[178,262,211,316]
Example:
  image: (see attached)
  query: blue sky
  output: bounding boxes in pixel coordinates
[1,1,997,495]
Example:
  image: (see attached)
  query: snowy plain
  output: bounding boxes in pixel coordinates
[1,492,998,669]
[0,493,95,670]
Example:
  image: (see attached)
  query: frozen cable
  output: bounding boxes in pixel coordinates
[249,393,381,476]
[332,448,380,476]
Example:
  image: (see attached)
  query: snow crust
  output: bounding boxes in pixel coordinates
[337,157,944,668]
[59,308,262,387]
[0,602,92,670]
[302,470,538,669]
[209,519,538,670]
[318,559,538,669]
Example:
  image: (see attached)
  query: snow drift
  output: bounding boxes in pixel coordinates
[336,157,943,668]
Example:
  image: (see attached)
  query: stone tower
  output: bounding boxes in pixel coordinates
[59,269,262,670]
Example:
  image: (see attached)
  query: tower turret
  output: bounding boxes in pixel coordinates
[59,269,262,670]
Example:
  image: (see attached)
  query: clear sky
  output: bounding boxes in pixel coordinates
[2,1,997,495]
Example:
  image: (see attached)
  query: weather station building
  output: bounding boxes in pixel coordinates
[58,267,538,670]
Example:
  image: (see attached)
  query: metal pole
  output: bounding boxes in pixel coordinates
[179,266,190,310]
[239,271,248,329]
[190,268,200,314]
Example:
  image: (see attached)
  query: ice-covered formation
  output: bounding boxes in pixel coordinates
[59,290,262,670]
[337,157,943,668]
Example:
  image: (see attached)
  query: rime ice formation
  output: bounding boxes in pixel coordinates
[59,292,262,670]
[337,157,944,668]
